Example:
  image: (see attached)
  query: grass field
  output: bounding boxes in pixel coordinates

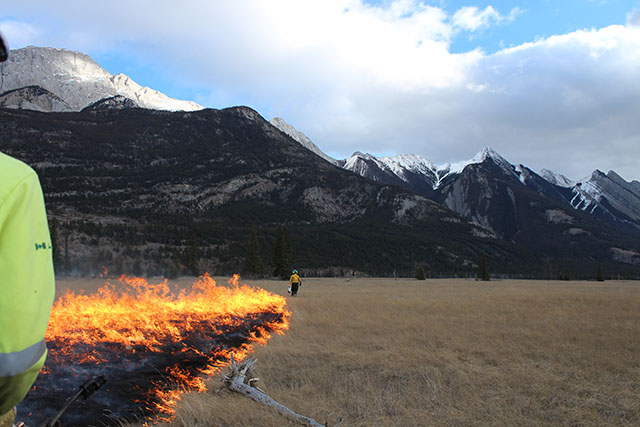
[58,277,640,426]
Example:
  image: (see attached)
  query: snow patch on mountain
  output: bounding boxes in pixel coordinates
[343,152,371,173]
[473,146,517,176]
[371,153,434,179]
[540,169,575,188]
[577,173,605,200]
[514,165,527,184]
[436,147,517,184]
[378,153,436,177]
[570,171,604,214]
[341,146,524,192]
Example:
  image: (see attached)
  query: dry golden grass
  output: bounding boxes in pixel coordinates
[57,277,640,426]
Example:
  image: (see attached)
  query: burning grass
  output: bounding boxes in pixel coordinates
[18,274,290,426]
[150,278,640,426]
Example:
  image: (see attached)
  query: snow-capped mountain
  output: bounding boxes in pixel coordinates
[539,169,575,188]
[266,119,640,234]
[0,46,203,112]
[432,149,582,238]
[336,143,640,254]
[269,117,338,165]
[340,151,439,196]
[341,146,542,195]
[443,147,516,179]
[569,170,640,225]
[268,119,510,192]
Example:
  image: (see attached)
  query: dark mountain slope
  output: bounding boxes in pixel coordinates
[0,85,70,112]
[0,106,537,277]
[433,156,640,275]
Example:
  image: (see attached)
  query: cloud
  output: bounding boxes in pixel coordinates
[451,5,521,32]
[310,24,640,181]
[0,19,41,48]
[0,1,639,181]
[628,8,640,27]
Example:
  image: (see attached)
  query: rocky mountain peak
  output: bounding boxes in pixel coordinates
[380,153,436,172]
[540,168,575,188]
[570,168,640,225]
[439,146,511,179]
[82,95,140,111]
[473,146,515,173]
[0,46,203,112]
[607,171,640,197]
[269,117,337,164]
[0,84,70,112]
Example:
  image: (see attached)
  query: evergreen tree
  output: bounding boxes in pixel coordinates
[244,224,265,277]
[415,266,426,280]
[477,255,490,281]
[167,260,180,280]
[132,258,143,277]
[282,228,291,276]
[273,226,292,279]
[561,269,572,281]
[597,263,605,282]
[182,235,200,276]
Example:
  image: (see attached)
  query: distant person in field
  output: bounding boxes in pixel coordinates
[289,269,302,296]
[0,32,56,427]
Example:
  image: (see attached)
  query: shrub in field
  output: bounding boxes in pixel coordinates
[477,255,490,281]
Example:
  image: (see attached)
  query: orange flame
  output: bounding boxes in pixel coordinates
[227,273,240,287]
[45,273,290,421]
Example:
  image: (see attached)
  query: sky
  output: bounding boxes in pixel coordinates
[1,0,640,182]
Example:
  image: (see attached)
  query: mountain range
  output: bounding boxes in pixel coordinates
[271,120,640,233]
[1,46,639,278]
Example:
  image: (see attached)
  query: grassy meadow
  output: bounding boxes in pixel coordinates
[56,276,640,426]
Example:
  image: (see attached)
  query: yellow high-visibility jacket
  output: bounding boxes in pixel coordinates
[0,152,55,414]
[289,273,301,285]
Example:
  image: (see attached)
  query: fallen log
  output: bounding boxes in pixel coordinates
[223,355,340,427]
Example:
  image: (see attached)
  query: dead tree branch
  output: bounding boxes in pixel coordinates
[223,355,340,427]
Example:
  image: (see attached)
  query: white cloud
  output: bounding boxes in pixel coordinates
[0,1,639,181]
[627,7,640,27]
[313,24,640,181]
[451,5,521,32]
[0,19,41,48]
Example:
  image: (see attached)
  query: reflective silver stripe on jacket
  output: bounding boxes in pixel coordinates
[0,339,46,377]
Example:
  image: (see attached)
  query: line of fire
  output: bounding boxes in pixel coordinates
[18,273,291,426]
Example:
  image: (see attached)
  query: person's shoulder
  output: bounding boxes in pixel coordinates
[0,152,38,200]
[0,151,36,177]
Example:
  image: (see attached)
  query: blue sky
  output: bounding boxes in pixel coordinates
[2,1,640,181]
[447,0,636,52]
[365,1,637,52]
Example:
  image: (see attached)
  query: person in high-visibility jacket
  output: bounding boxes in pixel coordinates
[0,32,56,425]
[289,269,302,296]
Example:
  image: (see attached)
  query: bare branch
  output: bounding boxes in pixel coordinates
[223,357,337,427]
